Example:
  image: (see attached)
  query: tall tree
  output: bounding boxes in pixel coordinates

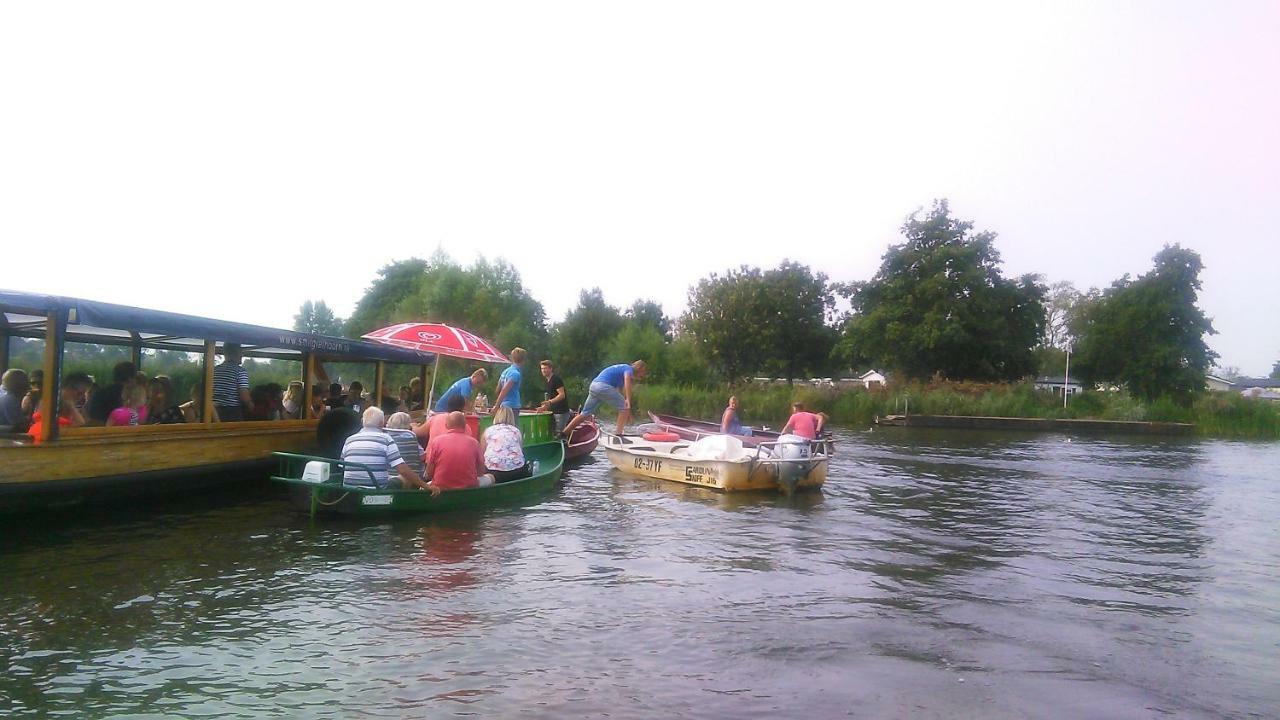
[550,289,625,379]
[837,200,1046,381]
[1071,245,1217,403]
[345,258,430,335]
[1271,360,1280,380]
[293,300,345,335]
[624,299,671,339]
[1043,280,1083,349]
[758,261,837,381]
[682,266,767,382]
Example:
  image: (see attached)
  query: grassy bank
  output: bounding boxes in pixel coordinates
[630,381,1280,440]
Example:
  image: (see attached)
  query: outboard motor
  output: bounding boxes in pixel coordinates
[774,433,812,495]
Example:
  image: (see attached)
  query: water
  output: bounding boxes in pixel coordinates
[2,428,1278,718]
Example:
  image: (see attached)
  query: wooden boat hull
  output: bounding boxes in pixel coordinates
[272,441,564,517]
[602,435,826,493]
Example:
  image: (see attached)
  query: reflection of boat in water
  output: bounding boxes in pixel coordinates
[647,411,834,451]
[601,433,827,494]
[271,441,564,517]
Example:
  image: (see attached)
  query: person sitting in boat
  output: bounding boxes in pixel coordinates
[323,382,346,411]
[780,402,827,440]
[561,360,647,438]
[384,411,426,479]
[26,372,92,443]
[212,344,253,422]
[146,376,186,424]
[0,368,31,433]
[491,347,526,416]
[408,377,425,411]
[85,361,135,425]
[19,369,42,423]
[340,406,430,491]
[536,359,571,434]
[720,395,752,436]
[434,368,488,413]
[481,406,529,482]
[423,411,494,496]
[106,373,149,426]
[346,381,368,413]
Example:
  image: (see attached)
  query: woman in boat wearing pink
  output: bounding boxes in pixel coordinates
[780,402,827,440]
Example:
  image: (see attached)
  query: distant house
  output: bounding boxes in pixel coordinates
[857,370,887,389]
[1237,377,1280,401]
[1034,376,1084,396]
[1205,374,1236,392]
[1241,387,1280,401]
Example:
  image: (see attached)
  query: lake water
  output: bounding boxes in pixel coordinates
[2,428,1278,718]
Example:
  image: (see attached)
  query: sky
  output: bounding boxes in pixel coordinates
[2,1,1277,375]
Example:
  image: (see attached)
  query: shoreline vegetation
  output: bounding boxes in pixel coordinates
[631,381,1280,440]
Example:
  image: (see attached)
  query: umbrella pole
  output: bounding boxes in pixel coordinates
[426,354,441,412]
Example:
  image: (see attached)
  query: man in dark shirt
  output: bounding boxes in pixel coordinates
[86,361,136,425]
[536,360,571,434]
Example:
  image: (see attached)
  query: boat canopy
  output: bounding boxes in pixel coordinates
[0,289,434,364]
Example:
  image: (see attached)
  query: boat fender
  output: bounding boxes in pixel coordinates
[642,431,681,442]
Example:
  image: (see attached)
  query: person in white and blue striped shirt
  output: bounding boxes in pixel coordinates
[340,407,429,490]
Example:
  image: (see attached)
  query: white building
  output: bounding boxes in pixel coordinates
[1034,376,1084,396]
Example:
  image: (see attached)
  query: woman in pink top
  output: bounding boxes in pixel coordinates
[780,402,826,440]
[106,373,149,427]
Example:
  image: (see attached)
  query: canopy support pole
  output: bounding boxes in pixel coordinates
[302,352,314,419]
[374,361,385,410]
[202,341,216,425]
[426,355,441,413]
[39,309,67,443]
[0,326,8,373]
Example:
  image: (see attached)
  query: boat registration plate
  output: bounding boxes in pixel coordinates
[362,495,393,506]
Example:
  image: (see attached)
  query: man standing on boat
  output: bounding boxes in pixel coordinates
[491,347,526,416]
[434,368,488,413]
[536,360,571,434]
[212,343,253,422]
[560,360,647,437]
[780,402,827,440]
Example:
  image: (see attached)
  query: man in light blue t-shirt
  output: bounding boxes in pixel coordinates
[491,347,526,416]
[434,368,488,413]
[561,359,647,437]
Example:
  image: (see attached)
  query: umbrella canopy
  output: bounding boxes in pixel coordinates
[362,323,509,363]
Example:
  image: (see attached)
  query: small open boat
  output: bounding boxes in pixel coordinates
[271,441,564,517]
[602,433,828,494]
[564,419,600,463]
[647,411,834,450]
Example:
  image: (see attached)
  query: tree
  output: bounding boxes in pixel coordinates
[293,300,345,336]
[1271,360,1280,380]
[1043,280,1083,349]
[837,200,1046,381]
[345,258,430,335]
[607,324,668,378]
[1071,244,1217,403]
[550,289,625,379]
[682,261,836,383]
[682,267,767,382]
[624,299,671,340]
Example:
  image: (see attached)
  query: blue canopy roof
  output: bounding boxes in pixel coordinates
[0,289,434,365]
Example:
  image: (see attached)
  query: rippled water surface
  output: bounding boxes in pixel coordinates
[3,428,1279,718]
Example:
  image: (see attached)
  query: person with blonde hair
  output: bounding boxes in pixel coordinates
[481,406,529,482]
[282,381,306,419]
[107,373,149,426]
[491,347,526,416]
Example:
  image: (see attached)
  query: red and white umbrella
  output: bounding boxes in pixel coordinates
[362,323,508,363]
[362,323,510,410]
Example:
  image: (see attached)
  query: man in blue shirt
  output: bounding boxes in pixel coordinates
[434,368,488,413]
[491,347,526,416]
[561,360,647,437]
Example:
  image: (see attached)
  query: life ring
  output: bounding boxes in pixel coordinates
[642,431,680,442]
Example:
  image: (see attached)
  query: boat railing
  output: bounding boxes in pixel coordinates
[272,451,382,487]
[749,438,833,465]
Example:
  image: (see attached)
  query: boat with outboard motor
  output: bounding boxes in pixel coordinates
[270,440,564,517]
[601,432,828,494]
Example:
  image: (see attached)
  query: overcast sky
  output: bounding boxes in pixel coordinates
[2,2,1277,374]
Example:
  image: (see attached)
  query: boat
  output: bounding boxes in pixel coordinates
[0,290,440,513]
[601,432,828,494]
[647,411,833,449]
[270,440,564,517]
[564,418,599,463]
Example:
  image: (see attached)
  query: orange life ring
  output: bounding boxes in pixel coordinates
[642,431,680,442]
